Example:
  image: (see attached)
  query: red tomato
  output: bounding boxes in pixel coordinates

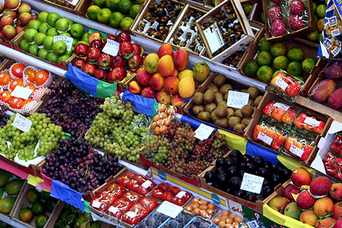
[125,171,136,179]
[158,183,169,192]
[107,183,127,198]
[0,72,11,86]
[151,188,163,200]
[140,196,159,211]
[8,97,24,109]
[137,186,149,195]
[127,179,139,192]
[99,193,118,207]
[122,191,142,203]
[90,197,106,211]
[96,190,110,199]
[171,196,186,206]
[134,174,147,184]
[112,198,133,212]
[0,91,11,103]
[122,211,141,225]
[162,191,174,202]
[11,63,26,78]
[118,175,130,187]
[168,186,181,195]
[9,78,24,91]
[34,70,49,86]
[129,202,150,220]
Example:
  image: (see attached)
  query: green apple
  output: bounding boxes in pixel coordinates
[81,32,89,42]
[94,0,106,7]
[72,38,79,47]
[28,44,39,56]
[38,48,48,59]
[46,27,59,36]
[55,18,70,32]
[46,52,58,63]
[97,8,112,23]
[106,0,120,10]
[76,40,89,45]
[52,40,67,55]
[43,36,54,50]
[38,11,49,23]
[33,33,46,46]
[28,20,41,30]
[57,54,71,64]
[46,12,61,27]
[109,12,123,28]
[59,32,72,37]
[24,28,38,42]
[69,23,84,39]
[19,39,30,51]
[67,18,73,27]
[87,5,101,20]
[38,22,50,34]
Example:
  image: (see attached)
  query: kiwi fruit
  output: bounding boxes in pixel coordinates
[192,105,204,115]
[240,89,247,93]
[234,124,246,134]
[213,74,226,87]
[214,105,228,118]
[205,103,217,113]
[248,99,254,106]
[193,92,204,105]
[241,105,254,117]
[215,118,229,128]
[220,84,233,94]
[235,109,243,118]
[224,92,228,101]
[214,92,224,104]
[197,111,211,121]
[211,112,219,122]
[207,83,219,93]
[227,108,235,118]
[242,117,252,126]
[229,116,241,128]
[253,95,263,107]
[203,90,215,104]
[246,87,259,100]
[218,100,227,107]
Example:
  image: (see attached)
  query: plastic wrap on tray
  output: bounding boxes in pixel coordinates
[184,216,214,228]
[160,211,193,227]
[261,101,298,130]
[150,104,176,135]
[150,183,192,206]
[135,210,170,228]
[184,197,219,220]
[253,121,287,150]
[212,210,245,227]
[292,112,325,136]
[282,135,315,161]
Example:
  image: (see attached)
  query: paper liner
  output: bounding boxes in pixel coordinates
[0,87,2,93]
[8,62,27,80]
[20,100,39,114]
[0,69,10,91]
[31,87,48,101]
[23,66,39,85]
[0,100,9,109]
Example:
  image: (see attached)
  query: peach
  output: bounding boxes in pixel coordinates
[296,190,315,209]
[158,55,174,77]
[128,80,142,94]
[144,53,159,74]
[283,184,299,201]
[330,183,342,201]
[171,94,184,106]
[157,43,173,58]
[136,68,151,86]
[335,218,342,228]
[291,167,312,187]
[164,76,179,95]
[314,197,334,217]
[333,202,342,220]
[173,48,188,71]
[310,176,331,197]
[268,196,290,213]
[300,210,318,226]
[156,90,171,104]
[150,73,164,91]
[3,9,16,18]
[315,217,336,228]
[141,86,156,98]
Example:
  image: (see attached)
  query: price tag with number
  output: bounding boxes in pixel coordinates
[195,123,215,140]
[53,36,74,52]
[12,113,32,132]
[157,201,183,218]
[203,22,225,54]
[227,91,249,109]
[240,173,264,194]
[11,86,34,100]
[102,39,120,56]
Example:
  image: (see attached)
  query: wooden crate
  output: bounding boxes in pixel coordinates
[37,0,92,16]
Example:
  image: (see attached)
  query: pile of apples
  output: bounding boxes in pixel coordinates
[72,31,145,83]
[128,44,198,106]
[0,1,35,41]
[268,167,342,227]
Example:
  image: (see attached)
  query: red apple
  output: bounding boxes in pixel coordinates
[141,53,147,63]
[18,3,31,14]
[107,66,126,82]
[0,16,14,30]
[18,12,32,26]
[94,68,107,80]
[119,41,133,57]
[5,0,20,9]
[132,43,142,56]
[91,39,103,50]
[31,12,38,20]
[87,47,101,63]
[2,10,16,18]
[75,43,89,57]
[104,34,117,44]
[2,25,16,40]
[15,25,23,34]
[136,68,151,86]
[127,54,142,70]
[141,86,156,98]
[72,58,86,69]
[128,80,142,94]
[97,53,111,69]
[117,31,131,43]
[110,55,126,69]
[88,32,102,44]
[82,63,97,76]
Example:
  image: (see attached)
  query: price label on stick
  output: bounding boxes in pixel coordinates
[53,36,74,52]
[195,123,215,140]
[240,173,264,194]
[102,39,120,56]
[157,201,183,218]
[12,113,32,132]
[227,91,249,109]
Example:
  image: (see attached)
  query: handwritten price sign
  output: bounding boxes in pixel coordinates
[227,91,249,109]
[12,114,32,132]
[53,36,74,52]
[157,201,183,218]
[195,123,215,140]
[102,39,120,56]
[240,173,264,194]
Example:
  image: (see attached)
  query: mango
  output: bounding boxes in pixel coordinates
[284,202,301,220]
[164,76,179,95]
[171,94,184,106]
[158,55,174,77]
[314,197,334,217]
[193,62,210,83]
[268,196,290,213]
[324,61,342,80]
[143,53,159,74]
[315,217,336,228]
[178,76,195,99]
[310,79,337,103]
[329,88,342,109]
[173,48,188,71]
[300,210,318,226]
[156,90,171,104]
[157,43,173,58]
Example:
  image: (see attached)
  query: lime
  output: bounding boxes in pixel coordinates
[257,37,272,51]
[273,55,289,70]
[256,51,272,66]
[270,42,287,57]
[313,2,317,12]
[261,12,265,23]
[26,189,40,204]
[109,12,124,28]
[94,0,106,7]
[302,58,317,74]
[243,61,259,77]
[106,0,121,10]
[118,0,133,14]
[257,66,273,82]
[35,214,48,228]
[120,17,134,29]
[87,5,101,21]
[31,201,46,216]
[129,4,140,19]
[243,4,253,15]
[287,61,303,76]
[97,8,112,24]
[318,32,322,42]
[287,47,305,62]
[307,30,319,42]
[317,18,324,32]
[316,4,326,18]
[19,207,33,222]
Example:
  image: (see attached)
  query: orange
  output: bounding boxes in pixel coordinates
[0,72,11,86]
[9,78,24,91]
[19,207,33,222]
[34,70,49,86]
[24,68,37,82]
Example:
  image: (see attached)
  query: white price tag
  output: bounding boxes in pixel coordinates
[157,201,183,218]
[11,86,33,100]
[274,78,289,91]
[257,132,273,146]
[125,211,137,218]
[53,36,74,52]
[195,123,215,140]
[108,206,119,214]
[227,91,250,109]
[91,200,102,209]
[304,117,320,127]
[141,180,152,188]
[102,39,120,56]
[203,22,225,54]
[12,114,32,132]
[273,102,290,111]
[240,173,264,194]
[176,191,186,198]
[151,21,159,30]
[289,144,304,157]
[228,200,243,218]
[66,0,80,6]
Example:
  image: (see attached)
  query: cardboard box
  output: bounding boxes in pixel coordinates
[262,0,315,42]
[37,0,92,16]
[196,0,254,62]
[244,91,332,165]
[9,182,62,228]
